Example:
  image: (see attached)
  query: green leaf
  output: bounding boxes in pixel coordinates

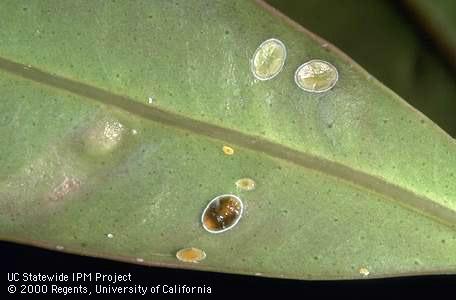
[0,0,455,279]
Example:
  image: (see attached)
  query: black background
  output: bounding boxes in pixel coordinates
[2,241,455,299]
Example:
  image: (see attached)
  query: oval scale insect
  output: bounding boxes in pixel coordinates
[294,59,339,92]
[251,38,287,81]
[202,194,243,233]
[176,247,206,263]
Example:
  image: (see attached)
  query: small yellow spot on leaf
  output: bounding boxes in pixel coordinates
[359,267,370,277]
[235,178,256,191]
[222,145,234,155]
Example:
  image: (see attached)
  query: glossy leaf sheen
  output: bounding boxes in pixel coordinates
[0,0,455,279]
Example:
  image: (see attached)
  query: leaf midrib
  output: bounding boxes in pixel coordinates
[0,55,454,228]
